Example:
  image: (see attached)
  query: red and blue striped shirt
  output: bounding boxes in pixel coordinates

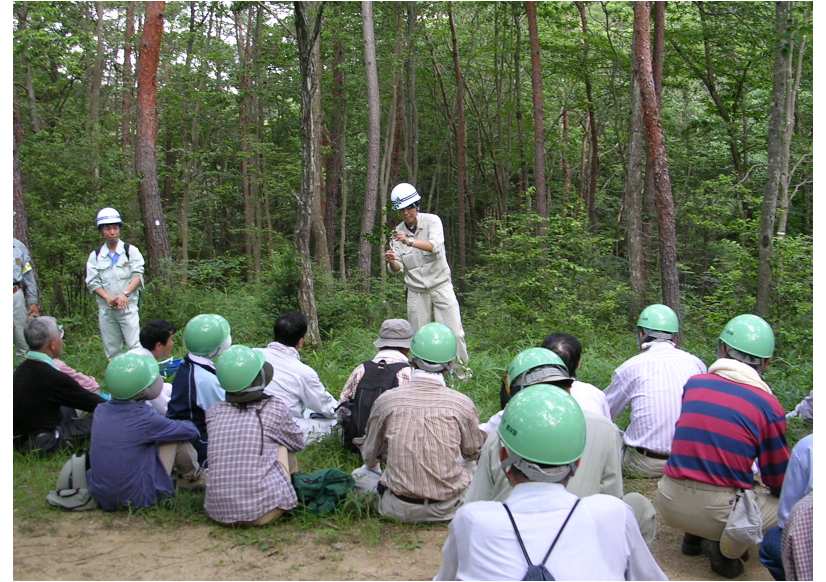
[664,373,789,491]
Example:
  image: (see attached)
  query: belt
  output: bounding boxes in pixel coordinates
[634,446,670,460]
[392,492,439,505]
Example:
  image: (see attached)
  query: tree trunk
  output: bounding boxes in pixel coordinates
[577,2,599,227]
[448,5,467,279]
[324,35,346,266]
[310,33,331,273]
[339,119,349,282]
[13,106,30,247]
[122,3,135,154]
[625,26,647,317]
[560,107,572,200]
[756,2,792,317]
[358,0,380,284]
[88,2,105,186]
[776,36,805,238]
[15,5,44,133]
[404,2,418,184]
[135,1,171,278]
[643,2,664,273]
[633,2,680,312]
[513,4,527,196]
[526,1,547,217]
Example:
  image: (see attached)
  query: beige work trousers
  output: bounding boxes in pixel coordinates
[158,441,201,478]
[13,289,29,358]
[379,489,463,523]
[98,302,141,359]
[623,492,657,546]
[623,446,668,478]
[407,282,468,365]
[655,475,779,559]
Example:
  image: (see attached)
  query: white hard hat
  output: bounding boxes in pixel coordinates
[390,183,421,210]
[96,207,123,227]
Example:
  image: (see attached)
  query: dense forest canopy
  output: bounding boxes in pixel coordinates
[12,1,812,361]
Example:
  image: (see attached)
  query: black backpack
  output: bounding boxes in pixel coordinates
[339,359,409,452]
[503,498,581,581]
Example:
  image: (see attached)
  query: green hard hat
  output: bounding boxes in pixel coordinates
[498,384,586,465]
[216,345,266,393]
[104,353,161,400]
[506,348,570,391]
[410,322,457,364]
[637,303,679,334]
[719,314,775,359]
[184,314,231,356]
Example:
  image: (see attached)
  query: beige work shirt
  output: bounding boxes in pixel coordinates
[388,212,452,291]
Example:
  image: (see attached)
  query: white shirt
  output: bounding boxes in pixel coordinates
[434,482,666,581]
[604,341,706,453]
[85,240,145,307]
[260,341,337,420]
[570,379,611,419]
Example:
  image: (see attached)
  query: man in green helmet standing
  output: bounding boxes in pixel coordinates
[360,322,485,523]
[604,303,706,478]
[655,314,790,579]
[435,384,666,580]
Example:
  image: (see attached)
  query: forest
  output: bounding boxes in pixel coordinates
[12,2,813,578]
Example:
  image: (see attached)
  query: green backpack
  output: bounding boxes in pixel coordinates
[292,468,354,515]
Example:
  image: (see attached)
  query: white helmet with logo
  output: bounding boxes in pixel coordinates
[96,207,123,227]
[390,183,421,210]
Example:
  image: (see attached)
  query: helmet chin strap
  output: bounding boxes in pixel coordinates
[501,453,577,484]
[412,357,450,374]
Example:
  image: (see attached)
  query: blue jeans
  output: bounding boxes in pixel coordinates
[759,526,785,580]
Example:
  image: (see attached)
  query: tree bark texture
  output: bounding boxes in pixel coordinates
[643,2,664,258]
[560,107,572,200]
[13,106,30,247]
[294,1,324,345]
[447,6,468,279]
[577,2,599,227]
[633,2,681,313]
[526,2,548,217]
[358,0,380,284]
[756,2,792,317]
[404,2,418,184]
[513,4,528,196]
[88,1,105,185]
[135,1,171,277]
[122,2,135,153]
[776,35,805,238]
[310,33,331,273]
[324,35,346,266]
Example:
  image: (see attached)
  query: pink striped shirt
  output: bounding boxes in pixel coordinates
[604,341,706,454]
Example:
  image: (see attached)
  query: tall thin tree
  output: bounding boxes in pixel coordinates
[525,1,548,217]
[358,0,380,284]
[448,5,468,279]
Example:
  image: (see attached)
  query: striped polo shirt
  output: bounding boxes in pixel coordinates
[664,373,789,490]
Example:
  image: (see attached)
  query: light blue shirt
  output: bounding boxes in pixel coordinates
[190,354,225,412]
[108,250,121,266]
[777,434,812,529]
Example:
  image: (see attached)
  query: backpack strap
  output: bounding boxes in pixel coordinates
[503,503,536,568]
[94,242,130,261]
[539,498,581,567]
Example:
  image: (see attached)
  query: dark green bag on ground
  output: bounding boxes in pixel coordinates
[292,468,355,515]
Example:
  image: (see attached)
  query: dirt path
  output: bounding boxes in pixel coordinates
[14,483,772,580]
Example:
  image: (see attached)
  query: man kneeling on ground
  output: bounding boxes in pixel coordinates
[206,345,305,526]
[435,384,666,580]
[360,323,485,523]
[87,354,203,511]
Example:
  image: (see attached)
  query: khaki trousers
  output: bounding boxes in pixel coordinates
[13,289,29,358]
[407,282,468,365]
[158,441,201,478]
[98,303,141,359]
[379,489,463,523]
[623,492,657,546]
[623,446,668,478]
[655,475,779,559]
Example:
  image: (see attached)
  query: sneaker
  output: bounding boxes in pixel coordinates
[681,533,703,556]
[701,539,744,579]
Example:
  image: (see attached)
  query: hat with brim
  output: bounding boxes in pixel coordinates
[374,318,414,349]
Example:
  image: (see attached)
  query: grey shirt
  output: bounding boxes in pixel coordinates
[13,238,38,305]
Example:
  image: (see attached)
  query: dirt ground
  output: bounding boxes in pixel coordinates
[14,482,772,581]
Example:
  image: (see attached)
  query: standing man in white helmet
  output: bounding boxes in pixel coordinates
[383,182,469,371]
[85,207,145,358]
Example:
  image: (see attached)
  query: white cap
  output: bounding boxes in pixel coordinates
[390,183,421,210]
[96,207,123,227]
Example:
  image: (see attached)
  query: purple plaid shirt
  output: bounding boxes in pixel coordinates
[205,396,304,523]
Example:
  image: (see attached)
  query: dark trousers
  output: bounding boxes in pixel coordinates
[759,526,785,581]
[14,407,93,455]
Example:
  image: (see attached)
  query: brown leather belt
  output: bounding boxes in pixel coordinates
[635,446,670,460]
[392,492,438,505]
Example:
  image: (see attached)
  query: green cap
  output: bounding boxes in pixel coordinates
[637,304,679,334]
[719,314,775,359]
[184,314,231,356]
[104,353,161,400]
[216,345,266,392]
[506,348,569,393]
[498,384,586,465]
[410,322,457,364]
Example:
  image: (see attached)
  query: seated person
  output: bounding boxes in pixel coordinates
[53,358,101,395]
[87,354,203,511]
[542,332,611,419]
[338,318,413,452]
[781,492,813,581]
[435,384,666,581]
[167,314,231,464]
[759,433,812,580]
[361,323,485,523]
[13,316,104,454]
[206,346,305,526]
[465,347,656,544]
[130,319,178,415]
[261,312,337,443]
